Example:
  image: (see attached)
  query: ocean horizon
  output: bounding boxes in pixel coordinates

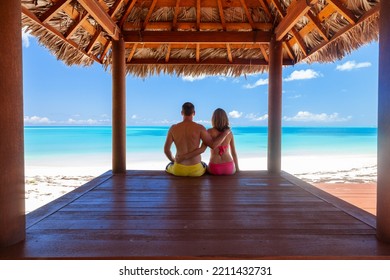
[24,126,377,175]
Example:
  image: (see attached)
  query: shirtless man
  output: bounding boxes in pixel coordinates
[164,102,230,176]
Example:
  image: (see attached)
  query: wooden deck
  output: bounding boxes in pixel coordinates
[1,170,390,259]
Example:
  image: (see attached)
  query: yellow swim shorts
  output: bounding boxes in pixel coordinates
[165,162,207,177]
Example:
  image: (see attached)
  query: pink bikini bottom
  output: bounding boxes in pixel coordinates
[208,161,236,175]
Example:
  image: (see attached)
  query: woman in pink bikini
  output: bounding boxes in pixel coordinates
[176,108,239,175]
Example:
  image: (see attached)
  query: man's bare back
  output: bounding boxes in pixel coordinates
[166,120,210,165]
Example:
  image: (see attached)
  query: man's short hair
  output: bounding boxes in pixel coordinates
[182,102,195,116]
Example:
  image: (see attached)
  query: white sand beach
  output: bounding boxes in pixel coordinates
[24,154,377,213]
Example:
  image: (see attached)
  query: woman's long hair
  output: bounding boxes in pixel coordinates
[211,108,230,132]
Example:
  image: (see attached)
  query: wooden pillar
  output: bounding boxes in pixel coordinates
[377,0,390,242]
[267,37,283,173]
[0,1,25,246]
[112,37,127,174]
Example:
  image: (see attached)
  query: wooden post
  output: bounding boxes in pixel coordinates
[112,37,127,174]
[377,0,390,242]
[0,1,26,246]
[267,37,283,173]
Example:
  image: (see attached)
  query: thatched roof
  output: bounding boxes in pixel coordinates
[21,0,379,77]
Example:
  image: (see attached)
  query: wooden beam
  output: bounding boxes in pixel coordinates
[127,43,138,62]
[217,0,226,30]
[173,0,181,30]
[40,0,72,23]
[196,0,201,30]
[126,58,294,65]
[124,21,273,31]
[143,0,158,30]
[240,0,256,29]
[196,43,200,62]
[327,0,357,24]
[125,42,267,49]
[65,11,89,39]
[78,0,120,40]
[306,10,329,42]
[165,44,171,62]
[86,26,102,53]
[22,6,101,63]
[275,0,318,41]
[270,0,286,17]
[283,41,295,61]
[303,4,379,62]
[258,0,272,19]
[226,44,233,62]
[291,28,307,56]
[259,44,269,62]
[123,30,272,43]
[119,0,138,27]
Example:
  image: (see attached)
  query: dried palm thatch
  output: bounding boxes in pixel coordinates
[21,0,380,77]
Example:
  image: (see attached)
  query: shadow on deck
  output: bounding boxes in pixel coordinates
[1,170,390,259]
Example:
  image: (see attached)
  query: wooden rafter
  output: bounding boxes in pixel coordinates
[124,22,272,31]
[327,0,357,24]
[100,41,112,61]
[65,11,89,39]
[240,0,255,29]
[22,6,100,63]
[127,43,138,62]
[283,41,295,61]
[86,27,102,53]
[109,0,126,18]
[126,58,294,66]
[217,0,226,30]
[258,0,272,19]
[124,42,270,49]
[123,31,272,44]
[119,0,138,27]
[275,0,318,41]
[173,0,181,30]
[259,44,269,62]
[143,0,158,30]
[165,44,171,62]
[196,43,200,62]
[303,3,379,61]
[197,0,201,30]
[306,10,329,42]
[270,0,286,17]
[40,0,72,23]
[291,28,307,56]
[226,44,233,63]
[77,0,120,40]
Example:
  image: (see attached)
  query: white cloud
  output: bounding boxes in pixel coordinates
[229,110,243,118]
[244,78,269,89]
[284,69,320,81]
[22,27,32,48]
[336,60,372,71]
[182,75,207,82]
[246,113,268,121]
[66,118,110,125]
[131,114,137,119]
[24,116,54,124]
[283,111,352,122]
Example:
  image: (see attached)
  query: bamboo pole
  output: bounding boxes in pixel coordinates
[112,37,127,174]
[0,1,26,246]
[267,37,283,173]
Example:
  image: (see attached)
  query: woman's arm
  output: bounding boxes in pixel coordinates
[230,134,239,172]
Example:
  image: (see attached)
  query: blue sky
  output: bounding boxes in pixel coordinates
[22,31,378,127]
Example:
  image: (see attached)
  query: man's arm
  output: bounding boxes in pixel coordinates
[176,143,207,163]
[164,127,175,162]
[201,128,231,149]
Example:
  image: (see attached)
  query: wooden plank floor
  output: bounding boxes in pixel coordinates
[1,170,390,259]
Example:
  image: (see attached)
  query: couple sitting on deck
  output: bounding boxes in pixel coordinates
[164,102,239,176]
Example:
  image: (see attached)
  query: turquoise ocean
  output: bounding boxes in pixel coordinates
[24,126,377,171]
